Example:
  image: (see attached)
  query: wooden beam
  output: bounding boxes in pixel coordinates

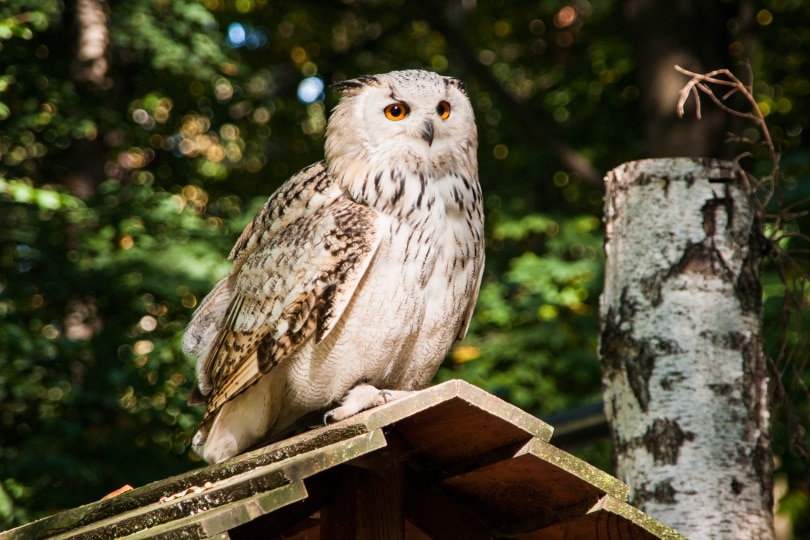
[320,444,405,540]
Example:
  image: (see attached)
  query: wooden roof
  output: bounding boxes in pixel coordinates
[4,380,684,540]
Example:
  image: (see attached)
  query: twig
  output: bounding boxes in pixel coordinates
[674,64,780,221]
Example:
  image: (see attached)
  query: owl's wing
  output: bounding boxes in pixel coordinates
[184,162,381,419]
[454,254,485,346]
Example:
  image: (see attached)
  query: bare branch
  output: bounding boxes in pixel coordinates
[675,64,784,226]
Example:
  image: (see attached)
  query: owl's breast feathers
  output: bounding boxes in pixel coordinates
[185,158,483,426]
[184,162,382,421]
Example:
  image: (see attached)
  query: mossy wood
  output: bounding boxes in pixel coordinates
[3,380,684,539]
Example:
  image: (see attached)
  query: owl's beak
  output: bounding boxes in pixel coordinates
[421,120,435,146]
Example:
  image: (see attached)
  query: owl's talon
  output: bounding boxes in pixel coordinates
[324,385,418,425]
[380,389,416,403]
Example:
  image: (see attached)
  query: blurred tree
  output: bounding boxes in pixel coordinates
[624,0,737,158]
[0,0,807,535]
[0,0,240,525]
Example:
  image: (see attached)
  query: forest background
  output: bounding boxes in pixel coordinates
[1,0,808,536]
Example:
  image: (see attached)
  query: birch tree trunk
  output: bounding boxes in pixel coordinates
[599,158,773,539]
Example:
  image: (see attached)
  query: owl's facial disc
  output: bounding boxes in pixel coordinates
[325,70,476,177]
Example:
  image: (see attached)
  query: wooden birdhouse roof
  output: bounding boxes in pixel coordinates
[3,380,684,540]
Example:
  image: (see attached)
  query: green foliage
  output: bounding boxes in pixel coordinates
[438,212,603,416]
[0,0,808,534]
[113,0,227,78]
[0,177,235,525]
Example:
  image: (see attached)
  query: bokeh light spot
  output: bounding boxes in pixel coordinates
[227,23,246,48]
[756,9,773,26]
[297,76,325,104]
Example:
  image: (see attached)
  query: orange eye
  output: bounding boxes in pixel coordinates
[384,102,409,121]
[436,101,451,119]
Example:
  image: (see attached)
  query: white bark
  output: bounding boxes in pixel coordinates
[600,158,773,539]
[73,0,111,87]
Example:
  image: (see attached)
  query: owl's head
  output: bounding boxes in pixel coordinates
[324,70,477,182]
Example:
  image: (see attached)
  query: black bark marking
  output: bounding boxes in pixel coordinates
[742,332,774,509]
[640,184,747,307]
[668,240,730,280]
[599,308,652,409]
[708,383,733,397]
[661,192,738,285]
[701,194,734,236]
[659,371,685,391]
[699,329,747,350]
[601,287,683,411]
[639,272,664,307]
[735,216,765,314]
[643,418,694,465]
[627,341,656,411]
[633,480,678,506]
[600,287,639,379]
[683,171,696,187]
[598,306,626,380]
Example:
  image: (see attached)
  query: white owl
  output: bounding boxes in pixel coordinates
[183,69,484,463]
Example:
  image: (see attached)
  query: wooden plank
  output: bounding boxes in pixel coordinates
[523,495,687,540]
[440,437,629,532]
[41,431,386,540]
[121,481,308,540]
[392,397,538,465]
[47,470,292,540]
[360,380,553,444]
[440,381,554,442]
[358,380,551,467]
[521,438,628,501]
[227,475,329,539]
[7,425,375,540]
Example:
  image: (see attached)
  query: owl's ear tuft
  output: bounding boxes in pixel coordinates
[332,75,381,95]
[444,77,467,95]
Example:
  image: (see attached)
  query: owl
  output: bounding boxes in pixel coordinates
[183,69,484,463]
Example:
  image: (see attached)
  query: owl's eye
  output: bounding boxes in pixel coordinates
[384,102,409,121]
[436,101,451,120]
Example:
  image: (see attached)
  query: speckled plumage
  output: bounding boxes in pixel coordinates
[184,70,484,463]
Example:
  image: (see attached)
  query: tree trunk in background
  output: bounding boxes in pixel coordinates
[624,0,735,158]
[63,0,110,200]
[600,158,773,539]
